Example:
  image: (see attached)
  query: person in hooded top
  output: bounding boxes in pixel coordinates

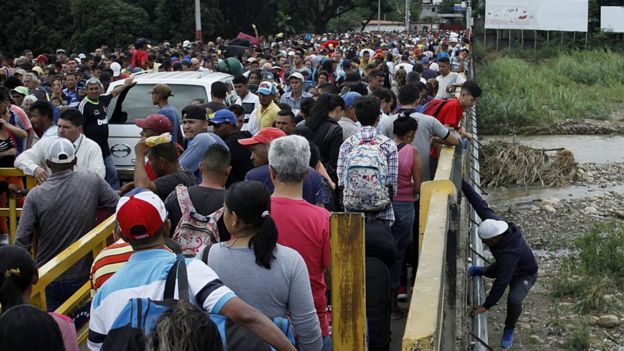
[463,180,538,349]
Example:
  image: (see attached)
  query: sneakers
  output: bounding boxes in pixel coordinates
[397,286,408,302]
[467,264,485,277]
[501,327,514,349]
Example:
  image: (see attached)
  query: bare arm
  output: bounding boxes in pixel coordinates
[2,121,27,139]
[26,128,34,149]
[220,297,296,351]
[110,77,135,97]
[412,147,422,195]
[133,139,157,193]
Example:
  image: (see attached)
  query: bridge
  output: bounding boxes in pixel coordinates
[2,70,491,351]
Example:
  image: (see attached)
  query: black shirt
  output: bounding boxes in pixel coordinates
[225,131,253,187]
[164,186,225,230]
[154,168,197,200]
[0,135,16,167]
[79,94,113,156]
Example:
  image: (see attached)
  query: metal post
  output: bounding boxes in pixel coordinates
[484,28,487,50]
[378,0,381,32]
[194,0,202,41]
[521,29,524,48]
[496,29,499,51]
[547,30,550,43]
[585,31,588,48]
[508,29,511,54]
[573,31,576,45]
[561,31,563,45]
[534,30,537,60]
[405,0,411,31]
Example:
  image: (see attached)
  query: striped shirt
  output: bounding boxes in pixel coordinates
[88,249,235,350]
[89,240,133,296]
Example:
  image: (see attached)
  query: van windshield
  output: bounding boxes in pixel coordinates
[107,84,208,124]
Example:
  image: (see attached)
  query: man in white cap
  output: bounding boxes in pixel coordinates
[15,138,119,311]
[279,72,312,110]
[463,180,538,349]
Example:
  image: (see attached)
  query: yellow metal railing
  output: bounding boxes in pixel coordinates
[330,212,366,350]
[31,215,116,344]
[0,168,37,243]
[402,145,458,351]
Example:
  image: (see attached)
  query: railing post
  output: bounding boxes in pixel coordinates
[8,196,17,243]
[330,212,366,351]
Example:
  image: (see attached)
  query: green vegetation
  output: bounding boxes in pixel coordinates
[551,222,624,314]
[476,50,624,132]
[566,322,592,351]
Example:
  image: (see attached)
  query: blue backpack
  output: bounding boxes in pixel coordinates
[102,255,295,351]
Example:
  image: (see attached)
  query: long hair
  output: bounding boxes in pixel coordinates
[0,305,65,351]
[225,181,277,269]
[305,93,344,130]
[0,246,37,314]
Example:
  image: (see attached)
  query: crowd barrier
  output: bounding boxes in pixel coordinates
[0,168,37,243]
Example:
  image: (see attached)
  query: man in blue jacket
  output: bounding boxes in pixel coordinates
[463,180,538,349]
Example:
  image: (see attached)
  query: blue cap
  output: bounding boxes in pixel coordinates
[422,57,430,65]
[209,109,237,125]
[436,52,449,61]
[342,92,362,109]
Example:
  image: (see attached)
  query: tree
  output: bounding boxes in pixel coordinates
[0,0,71,55]
[70,0,150,51]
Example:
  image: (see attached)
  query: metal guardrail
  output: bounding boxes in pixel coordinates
[31,215,116,344]
[465,52,490,351]
[402,145,459,351]
[0,168,37,243]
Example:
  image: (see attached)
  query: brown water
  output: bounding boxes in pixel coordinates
[483,135,624,206]
[483,135,624,164]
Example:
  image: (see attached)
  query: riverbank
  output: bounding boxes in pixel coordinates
[475,50,624,134]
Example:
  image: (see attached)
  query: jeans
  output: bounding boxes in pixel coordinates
[390,201,415,289]
[505,273,538,329]
[104,155,120,190]
[322,335,332,351]
[45,276,88,312]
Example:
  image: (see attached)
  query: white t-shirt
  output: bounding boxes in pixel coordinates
[435,72,466,99]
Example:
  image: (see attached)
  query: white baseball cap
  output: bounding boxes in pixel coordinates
[478,219,509,240]
[110,62,121,77]
[47,138,75,164]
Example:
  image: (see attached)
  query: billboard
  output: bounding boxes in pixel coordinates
[485,0,588,32]
[601,6,624,33]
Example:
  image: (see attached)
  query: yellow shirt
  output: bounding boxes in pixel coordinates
[257,102,280,129]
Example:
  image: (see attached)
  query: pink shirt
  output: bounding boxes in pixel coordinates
[271,197,331,336]
[49,312,79,351]
[394,144,416,202]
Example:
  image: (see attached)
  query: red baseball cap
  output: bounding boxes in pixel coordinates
[238,127,286,146]
[116,189,167,240]
[135,114,172,134]
[35,54,48,64]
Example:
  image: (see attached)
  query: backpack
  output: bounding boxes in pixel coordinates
[343,133,391,212]
[421,98,450,119]
[171,185,224,257]
[101,256,228,351]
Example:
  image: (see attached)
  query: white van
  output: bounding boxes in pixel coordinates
[106,71,234,179]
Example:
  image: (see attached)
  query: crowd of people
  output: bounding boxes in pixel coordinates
[0,28,537,351]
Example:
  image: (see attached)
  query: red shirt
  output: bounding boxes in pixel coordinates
[432,98,465,158]
[436,97,464,129]
[130,49,148,69]
[271,197,331,336]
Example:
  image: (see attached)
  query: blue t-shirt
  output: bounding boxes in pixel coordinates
[245,164,329,205]
[179,133,228,183]
[158,105,181,142]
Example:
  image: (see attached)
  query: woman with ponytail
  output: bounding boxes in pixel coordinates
[0,245,78,351]
[207,181,323,350]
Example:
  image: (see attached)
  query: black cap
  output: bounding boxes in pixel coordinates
[181,105,206,121]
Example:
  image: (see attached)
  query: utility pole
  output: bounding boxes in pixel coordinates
[405,0,411,31]
[378,0,381,32]
[195,0,202,41]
